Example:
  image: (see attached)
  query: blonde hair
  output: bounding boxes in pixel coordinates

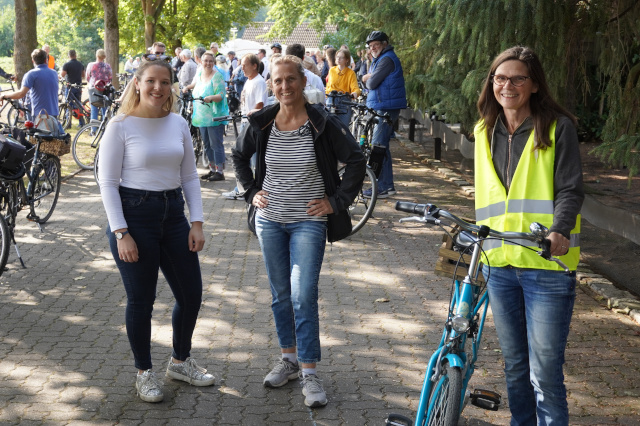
[271,55,306,80]
[118,61,174,116]
[96,49,106,60]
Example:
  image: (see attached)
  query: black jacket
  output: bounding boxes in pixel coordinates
[231,102,366,241]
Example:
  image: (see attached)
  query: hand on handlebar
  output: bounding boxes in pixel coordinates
[547,232,570,257]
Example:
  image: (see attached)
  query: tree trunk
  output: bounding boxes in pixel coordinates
[13,0,37,86]
[142,0,167,50]
[100,0,120,89]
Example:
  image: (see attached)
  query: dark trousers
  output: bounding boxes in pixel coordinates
[107,187,203,370]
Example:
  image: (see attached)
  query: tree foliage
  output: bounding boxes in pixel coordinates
[266,0,640,180]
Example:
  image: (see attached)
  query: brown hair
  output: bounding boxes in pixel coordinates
[476,46,576,149]
[118,60,174,116]
[336,48,351,64]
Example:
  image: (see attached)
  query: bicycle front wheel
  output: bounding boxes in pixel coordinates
[31,155,62,224]
[347,166,377,235]
[72,124,102,170]
[58,103,72,129]
[7,106,26,129]
[93,147,100,185]
[0,213,9,276]
[425,361,462,426]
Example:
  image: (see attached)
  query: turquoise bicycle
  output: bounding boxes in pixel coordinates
[387,201,568,426]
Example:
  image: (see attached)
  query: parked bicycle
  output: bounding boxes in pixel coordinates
[0,125,63,272]
[58,81,90,129]
[71,83,120,170]
[0,94,30,129]
[386,201,568,426]
[177,91,209,168]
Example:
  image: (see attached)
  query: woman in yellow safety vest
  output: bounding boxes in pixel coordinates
[475,46,583,426]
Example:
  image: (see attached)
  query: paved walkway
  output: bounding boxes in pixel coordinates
[1,133,639,425]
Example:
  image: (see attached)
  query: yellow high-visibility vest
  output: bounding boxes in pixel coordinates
[474,120,580,271]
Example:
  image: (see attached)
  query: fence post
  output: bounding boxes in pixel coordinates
[434,137,442,160]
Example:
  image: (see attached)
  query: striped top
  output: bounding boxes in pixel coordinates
[259,121,327,223]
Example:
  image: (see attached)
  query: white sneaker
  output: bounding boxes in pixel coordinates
[136,370,163,403]
[165,357,215,386]
[300,373,327,407]
[222,189,244,200]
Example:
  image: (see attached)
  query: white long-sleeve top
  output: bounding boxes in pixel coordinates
[98,113,204,231]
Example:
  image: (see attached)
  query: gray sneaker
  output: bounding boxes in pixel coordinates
[165,357,215,386]
[136,370,163,403]
[300,373,327,407]
[222,189,244,200]
[263,359,300,388]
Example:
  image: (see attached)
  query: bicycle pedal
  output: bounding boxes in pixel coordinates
[385,413,413,426]
[470,388,501,411]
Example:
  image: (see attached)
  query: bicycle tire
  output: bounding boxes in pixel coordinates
[7,106,26,129]
[425,361,462,426]
[31,155,61,224]
[72,123,102,170]
[58,103,72,129]
[342,165,377,235]
[0,210,9,275]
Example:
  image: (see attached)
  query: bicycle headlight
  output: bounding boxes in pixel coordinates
[451,315,470,333]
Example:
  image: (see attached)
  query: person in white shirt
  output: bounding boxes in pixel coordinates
[98,59,215,404]
[286,44,326,104]
[258,49,270,80]
[222,53,267,200]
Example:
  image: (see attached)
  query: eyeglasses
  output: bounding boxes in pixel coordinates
[143,53,171,62]
[491,75,531,87]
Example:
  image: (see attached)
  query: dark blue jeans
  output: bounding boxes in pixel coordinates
[107,187,203,370]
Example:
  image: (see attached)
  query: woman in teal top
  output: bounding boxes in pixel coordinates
[183,50,229,181]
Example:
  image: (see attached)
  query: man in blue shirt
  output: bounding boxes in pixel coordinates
[0,49,60,120]
[362,31,407,198]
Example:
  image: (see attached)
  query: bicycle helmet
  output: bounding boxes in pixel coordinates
[366,31,389,44]
[270,43,282,50]
[94,79,107,92]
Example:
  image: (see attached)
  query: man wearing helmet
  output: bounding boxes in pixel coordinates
[362,31,407,198]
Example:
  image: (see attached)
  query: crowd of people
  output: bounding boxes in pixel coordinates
[0,33,583,426]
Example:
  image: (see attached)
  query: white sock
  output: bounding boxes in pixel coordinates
[301,367,316,377]
[282,353,297,364]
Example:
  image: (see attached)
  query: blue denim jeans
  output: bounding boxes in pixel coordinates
[107,187,203,370]
[484,265,576,426]
[255,215,327,364]
[91,104,106,130]
[327,95,352,128]
[371,109,400,192]
[200,125,226,170]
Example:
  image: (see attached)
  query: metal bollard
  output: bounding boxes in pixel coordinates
[408,118,417,141]
[434,137,442,160]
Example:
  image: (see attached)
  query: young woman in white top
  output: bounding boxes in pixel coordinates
[98,59,215,403]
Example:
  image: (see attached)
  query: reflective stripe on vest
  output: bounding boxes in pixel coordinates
[474,120,580,271]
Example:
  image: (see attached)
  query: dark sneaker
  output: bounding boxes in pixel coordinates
[300,373,327,407]
[208,172,225,181]
[263,359,300,388]
[136,370,163,403]
[200,171,215,181]
[165,357,215,386]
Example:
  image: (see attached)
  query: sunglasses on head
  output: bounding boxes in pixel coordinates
[143,53,171,62]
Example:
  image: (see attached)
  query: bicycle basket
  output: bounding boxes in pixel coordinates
[39,133,71,157]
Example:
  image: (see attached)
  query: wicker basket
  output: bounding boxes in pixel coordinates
[39,134,71,157]
[435,222,486,283]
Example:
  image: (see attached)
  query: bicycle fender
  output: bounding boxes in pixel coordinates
[443,353,464,369]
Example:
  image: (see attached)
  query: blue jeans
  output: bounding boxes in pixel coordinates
[200,125,225,170]
[91,105,106,131]
[371,109,400,192]
[255,216,327,364]
[327,95,352,128]
[107,187,203,370]
[484,265,576,426]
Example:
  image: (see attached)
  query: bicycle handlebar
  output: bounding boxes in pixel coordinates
[395,201,569,271]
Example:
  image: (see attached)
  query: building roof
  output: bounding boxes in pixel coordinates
[240,22,338,50]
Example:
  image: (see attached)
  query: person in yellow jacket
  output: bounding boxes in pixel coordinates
[325,48,360,127]
[475,46,583,426]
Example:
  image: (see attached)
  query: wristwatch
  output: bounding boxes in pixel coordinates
[115,230,129,240]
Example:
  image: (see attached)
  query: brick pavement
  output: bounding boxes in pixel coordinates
[0,133,639,425]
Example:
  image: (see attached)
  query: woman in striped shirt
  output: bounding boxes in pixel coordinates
[232,55,366,409]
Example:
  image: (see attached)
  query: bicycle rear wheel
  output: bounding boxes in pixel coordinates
[425,361,462,426]
[93,147,100,185]
[344,165,377,235]
[58,103,72,129]
[7,106,26,129]
[31,155,61,224]
[0,212,9,275]
[72,123,102,170]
